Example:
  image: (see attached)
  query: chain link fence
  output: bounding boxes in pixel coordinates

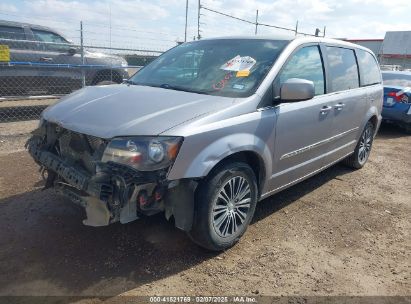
[0,20,171,122]
[0,2,328,123]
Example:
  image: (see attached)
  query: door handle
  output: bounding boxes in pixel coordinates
[320,106,332,114]
[334,103,345,110]
[39,57,53,62]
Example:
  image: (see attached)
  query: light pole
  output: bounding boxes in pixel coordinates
[184,0,188,42]
[197,0,201,40]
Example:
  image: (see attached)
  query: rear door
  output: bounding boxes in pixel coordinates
[356,48,383,126]
[321,45,367,163]
[267,44,336,193]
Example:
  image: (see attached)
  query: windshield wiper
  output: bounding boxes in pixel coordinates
[158,83,210,95]
[123,81,210,95]
[124,79,137,85]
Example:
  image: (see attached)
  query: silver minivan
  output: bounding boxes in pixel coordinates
[27,36,383,250]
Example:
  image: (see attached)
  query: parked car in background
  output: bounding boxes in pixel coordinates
[27,36,382,250]
[0,20,128,96]
[381,71,411,133]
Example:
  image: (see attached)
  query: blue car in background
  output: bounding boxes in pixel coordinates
[382,71,411,133]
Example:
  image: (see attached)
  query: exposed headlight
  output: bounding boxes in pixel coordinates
[101,136,183,171]
[148,141,165,163]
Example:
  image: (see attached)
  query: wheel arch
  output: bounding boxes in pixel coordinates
[369,114,379,131]
[360,106,381,139]
[167,131,272,197]
[205,150,266,197]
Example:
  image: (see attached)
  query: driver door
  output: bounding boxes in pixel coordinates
[267,44,335,193]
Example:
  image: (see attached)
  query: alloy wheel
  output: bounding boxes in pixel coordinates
[211,176,251,238]
[358,125,373,165]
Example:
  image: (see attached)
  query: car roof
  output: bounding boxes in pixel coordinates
[0,19,67,37]
[196,35,374,54]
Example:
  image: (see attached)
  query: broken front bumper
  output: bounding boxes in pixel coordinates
[28,140,160,226]
[26,124,196,230]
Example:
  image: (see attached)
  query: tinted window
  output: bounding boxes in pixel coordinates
[326,47,359,92]
[32,29,69,52]
[382,72,411,87]
[130,39,289,98]
[0,25,26,40]
[356,49,381,86]
[276,45,325,96]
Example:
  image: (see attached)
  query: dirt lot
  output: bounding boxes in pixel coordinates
[0,122,409,298]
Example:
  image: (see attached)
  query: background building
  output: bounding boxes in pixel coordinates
[345,31,411,70]
[379,31,411,70]
[345,39,383,56]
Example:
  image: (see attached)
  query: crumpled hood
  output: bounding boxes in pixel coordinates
[42,84,234,138]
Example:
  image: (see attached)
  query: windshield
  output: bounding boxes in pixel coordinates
[382,72,411,87]
[129,39,289,97]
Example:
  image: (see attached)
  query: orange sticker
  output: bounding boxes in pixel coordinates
[236,70,250,77]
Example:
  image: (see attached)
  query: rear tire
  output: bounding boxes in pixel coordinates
[188,162,258,251]
[403,123,411,134]
[343,121,375,169]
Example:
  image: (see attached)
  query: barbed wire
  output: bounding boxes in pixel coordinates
[199,3,325,38]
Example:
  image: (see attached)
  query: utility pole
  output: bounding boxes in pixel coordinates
[295,20,299,36]
[184,0,188,42]
[197,0,201,40]
[80,21,85,88]
[255,10,259,35]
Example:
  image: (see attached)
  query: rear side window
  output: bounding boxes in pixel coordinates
[0,25,26,40]
[326,47,359,92]
[32,29,67,44]
[356,49,381,86]
[277,45,325,96]
[32,29,69,52]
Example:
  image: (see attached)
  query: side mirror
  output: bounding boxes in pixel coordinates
[68,47,77,55]
[280,78,315,102]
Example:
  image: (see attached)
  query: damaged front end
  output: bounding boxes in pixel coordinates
[26,120,196,230]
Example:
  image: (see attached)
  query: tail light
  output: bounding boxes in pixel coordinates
[387,91,409,103]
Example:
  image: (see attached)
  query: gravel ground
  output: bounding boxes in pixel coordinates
[0,120,38,155]
[0,98,57,108]
[0,121,409,299]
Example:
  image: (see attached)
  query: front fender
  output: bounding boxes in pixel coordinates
[166,110,276,181]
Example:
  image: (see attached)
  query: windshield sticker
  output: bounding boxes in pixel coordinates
[213,72,234,91]
[236,70,250,77]
[220,55,256,72]
[232,84,245,90]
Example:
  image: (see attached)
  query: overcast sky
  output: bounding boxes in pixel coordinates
[0,0,410,52]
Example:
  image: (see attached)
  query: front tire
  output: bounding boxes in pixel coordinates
[188,162,258,251]
[344,121,375,169]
